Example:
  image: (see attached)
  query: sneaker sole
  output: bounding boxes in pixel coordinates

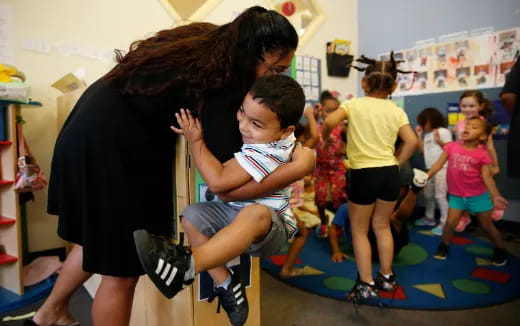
[492,260,507,266]
[133,230,180,299]
[434,255,447,260]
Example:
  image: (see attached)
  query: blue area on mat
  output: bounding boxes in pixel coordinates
[261,226,520,309]
[0,274,57,314]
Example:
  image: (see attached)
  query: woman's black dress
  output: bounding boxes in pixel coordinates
[48,78,243,276]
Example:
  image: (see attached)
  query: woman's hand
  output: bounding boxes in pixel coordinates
[170,108,203,144]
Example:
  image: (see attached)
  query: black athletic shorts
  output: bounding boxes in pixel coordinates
[348,165,400,205]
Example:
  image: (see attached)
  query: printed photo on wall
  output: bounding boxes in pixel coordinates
[454,40,470,65]
[474,64,490,86]
[456,67,470,87]
[417,72,428,89]
[434,69,447,88]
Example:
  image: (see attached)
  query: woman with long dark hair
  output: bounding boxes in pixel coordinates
[28,7,313,326]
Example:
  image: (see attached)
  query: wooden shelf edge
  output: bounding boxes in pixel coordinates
[0,180,14,185]
[0,253,18,265]
[0,140,12,145]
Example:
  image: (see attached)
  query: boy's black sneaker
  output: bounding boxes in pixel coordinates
[210,269,249,326]
[375,272,397,292]
[133,229,194,299]
[346,280,379,303]
[492,247,508,266]
[434,242,449,260]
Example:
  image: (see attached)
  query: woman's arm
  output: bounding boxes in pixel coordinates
[217,145,315,201]
[396,124,418,166]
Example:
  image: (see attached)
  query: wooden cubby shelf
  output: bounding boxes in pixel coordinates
[0,140,12,145]
[0,253,18,265]
[0,180,14,186]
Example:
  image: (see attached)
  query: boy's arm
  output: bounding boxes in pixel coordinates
[415,126,424,154]
[217,145,315,202]
[427,151,448,178]
[172,108,252,193]
[191,140,252,193]
[481,164,507,209]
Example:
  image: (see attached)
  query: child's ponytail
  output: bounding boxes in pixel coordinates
[350,51,414,95]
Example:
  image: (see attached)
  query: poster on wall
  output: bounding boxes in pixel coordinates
[379,26,520,97]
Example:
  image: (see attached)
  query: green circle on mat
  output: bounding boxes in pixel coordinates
[452,279,491,294]
[466,246,493,256]
[393,243,428,266]
[323,276,355,291]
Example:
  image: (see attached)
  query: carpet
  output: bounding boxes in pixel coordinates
[261,226,520,309]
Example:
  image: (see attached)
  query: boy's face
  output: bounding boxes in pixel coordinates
[320,99,339,119]
[237,93,293,144]
[462,119,487,142]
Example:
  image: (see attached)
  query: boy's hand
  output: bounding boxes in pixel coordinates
[171,108,203,144]
[331,251,348,263]
[493,195,508,210]
[415,125,423,137]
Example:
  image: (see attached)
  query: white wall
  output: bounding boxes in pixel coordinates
[1,0,357,252]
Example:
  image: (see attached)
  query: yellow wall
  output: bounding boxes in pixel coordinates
[1,0,357,252]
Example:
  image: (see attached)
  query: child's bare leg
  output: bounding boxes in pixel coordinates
[280,217,308,277]
[349,201,375,283]
[441,208,463,245]
[476,211,505,248]
[372,199,397,275]
[191,204,272,274]
[181,217,230,284]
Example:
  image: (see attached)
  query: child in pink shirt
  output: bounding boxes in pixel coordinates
[426,117,508,265]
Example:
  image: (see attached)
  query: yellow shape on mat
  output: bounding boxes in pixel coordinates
[475,257,492,266]
[417,230,435,237]
[303,265,325,275]
[413,284,446,299]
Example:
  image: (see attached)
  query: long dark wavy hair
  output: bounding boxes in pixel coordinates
[104,6,298,106]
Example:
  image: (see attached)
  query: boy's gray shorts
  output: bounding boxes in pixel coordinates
[181,202,289,258]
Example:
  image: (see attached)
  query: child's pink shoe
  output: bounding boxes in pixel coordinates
[491,208,504,221]
[455,215,471,232]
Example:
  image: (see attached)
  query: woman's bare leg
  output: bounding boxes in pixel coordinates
[32,244,92,326]
[92,276,138,326]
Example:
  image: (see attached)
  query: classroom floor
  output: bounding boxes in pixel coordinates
[2,226,519,326]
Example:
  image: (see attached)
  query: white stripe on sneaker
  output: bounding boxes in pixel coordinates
[234,290,242,299]
[236,297,244,305]
[160,263,171,280]
[155,258,165,275]
[233,283,241,292]
[166,267,178,286]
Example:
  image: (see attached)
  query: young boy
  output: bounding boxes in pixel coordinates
[133,75,308,326]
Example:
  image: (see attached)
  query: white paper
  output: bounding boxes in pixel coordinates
[295,56,303,70]
[311,72,319,87]
[303,56,311,71]
[0,4,14,64]
[296,70,304,85]
[311,87,319,101]
[304,86,311,100]
[303,71,311,85]
[311,58,318,72]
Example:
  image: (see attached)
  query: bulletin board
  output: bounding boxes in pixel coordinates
[289,55,321,105]
[379,27,520,97]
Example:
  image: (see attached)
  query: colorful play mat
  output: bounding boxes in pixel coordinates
[261,226,520,309]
